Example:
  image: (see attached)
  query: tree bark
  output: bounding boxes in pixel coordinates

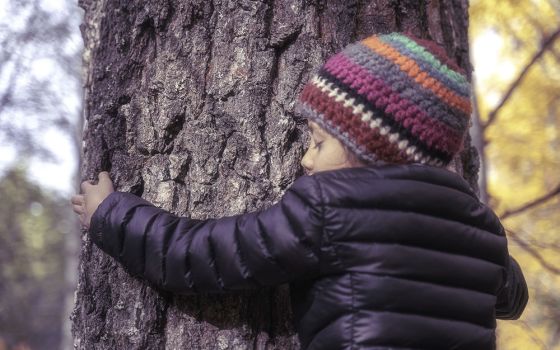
[72,0,475,348]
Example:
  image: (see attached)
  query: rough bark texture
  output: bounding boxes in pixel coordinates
[72,0,476,348]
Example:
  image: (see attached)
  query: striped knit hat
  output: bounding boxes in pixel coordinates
[295,32,471,167]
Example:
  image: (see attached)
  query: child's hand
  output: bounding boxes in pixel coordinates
[71,171,114,229]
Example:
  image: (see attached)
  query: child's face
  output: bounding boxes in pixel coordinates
[301,120,364,175]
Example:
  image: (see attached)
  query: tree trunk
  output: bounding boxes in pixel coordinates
[72,0,475,348]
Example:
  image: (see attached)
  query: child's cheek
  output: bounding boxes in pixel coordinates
[320,142,352,169]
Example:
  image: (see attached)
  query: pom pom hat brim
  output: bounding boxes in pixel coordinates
[295,32,471,167]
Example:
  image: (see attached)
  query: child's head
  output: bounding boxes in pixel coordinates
[296,32,471,173]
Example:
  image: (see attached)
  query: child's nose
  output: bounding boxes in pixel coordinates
[301,148,313,175]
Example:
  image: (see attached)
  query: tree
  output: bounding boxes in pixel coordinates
[72,0,473,348]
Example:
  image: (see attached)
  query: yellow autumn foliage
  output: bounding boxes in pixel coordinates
[470,0,560,349]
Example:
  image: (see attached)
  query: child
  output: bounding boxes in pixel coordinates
[71,32,528,349]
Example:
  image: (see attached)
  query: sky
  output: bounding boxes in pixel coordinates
[0,122,79,195]
[0,3,510,196]
[0,0,82,196]
[471,29,516,109]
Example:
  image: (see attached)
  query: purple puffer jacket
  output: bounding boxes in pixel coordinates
[90,164,528,349]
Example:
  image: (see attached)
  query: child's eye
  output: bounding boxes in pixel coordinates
[313,141,323,149]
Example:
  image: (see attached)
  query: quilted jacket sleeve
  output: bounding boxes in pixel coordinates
[88,175,324,294]
[495,255,529,320]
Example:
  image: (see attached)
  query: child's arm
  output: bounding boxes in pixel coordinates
[495,255,529,320]
[87,175,324,294]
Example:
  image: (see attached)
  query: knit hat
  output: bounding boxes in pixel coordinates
[295,32,471,167]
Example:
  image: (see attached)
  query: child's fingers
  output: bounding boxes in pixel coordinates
[72,204,84,215]
[71,194,84,205]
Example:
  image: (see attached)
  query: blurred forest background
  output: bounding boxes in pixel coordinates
[0,0,82,349]
[470,1,560,349]
[0,0,558,349]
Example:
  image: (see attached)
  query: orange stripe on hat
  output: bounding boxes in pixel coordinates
[362,36,472,115]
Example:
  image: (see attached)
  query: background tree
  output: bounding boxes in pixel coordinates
[0,1,83,349]
[73,0,474,348]
[470,1,560,348]
[0,165,73,350]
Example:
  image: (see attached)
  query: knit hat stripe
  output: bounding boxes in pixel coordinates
[320,55,463,153]
[361,36,471,114]
[378,35,469,96]
[299,82,414,163]
[361,36,472,115]
[341,45,469,130]
[403,33,466,75]
[316,68,460,160]
[383,33,468,86]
